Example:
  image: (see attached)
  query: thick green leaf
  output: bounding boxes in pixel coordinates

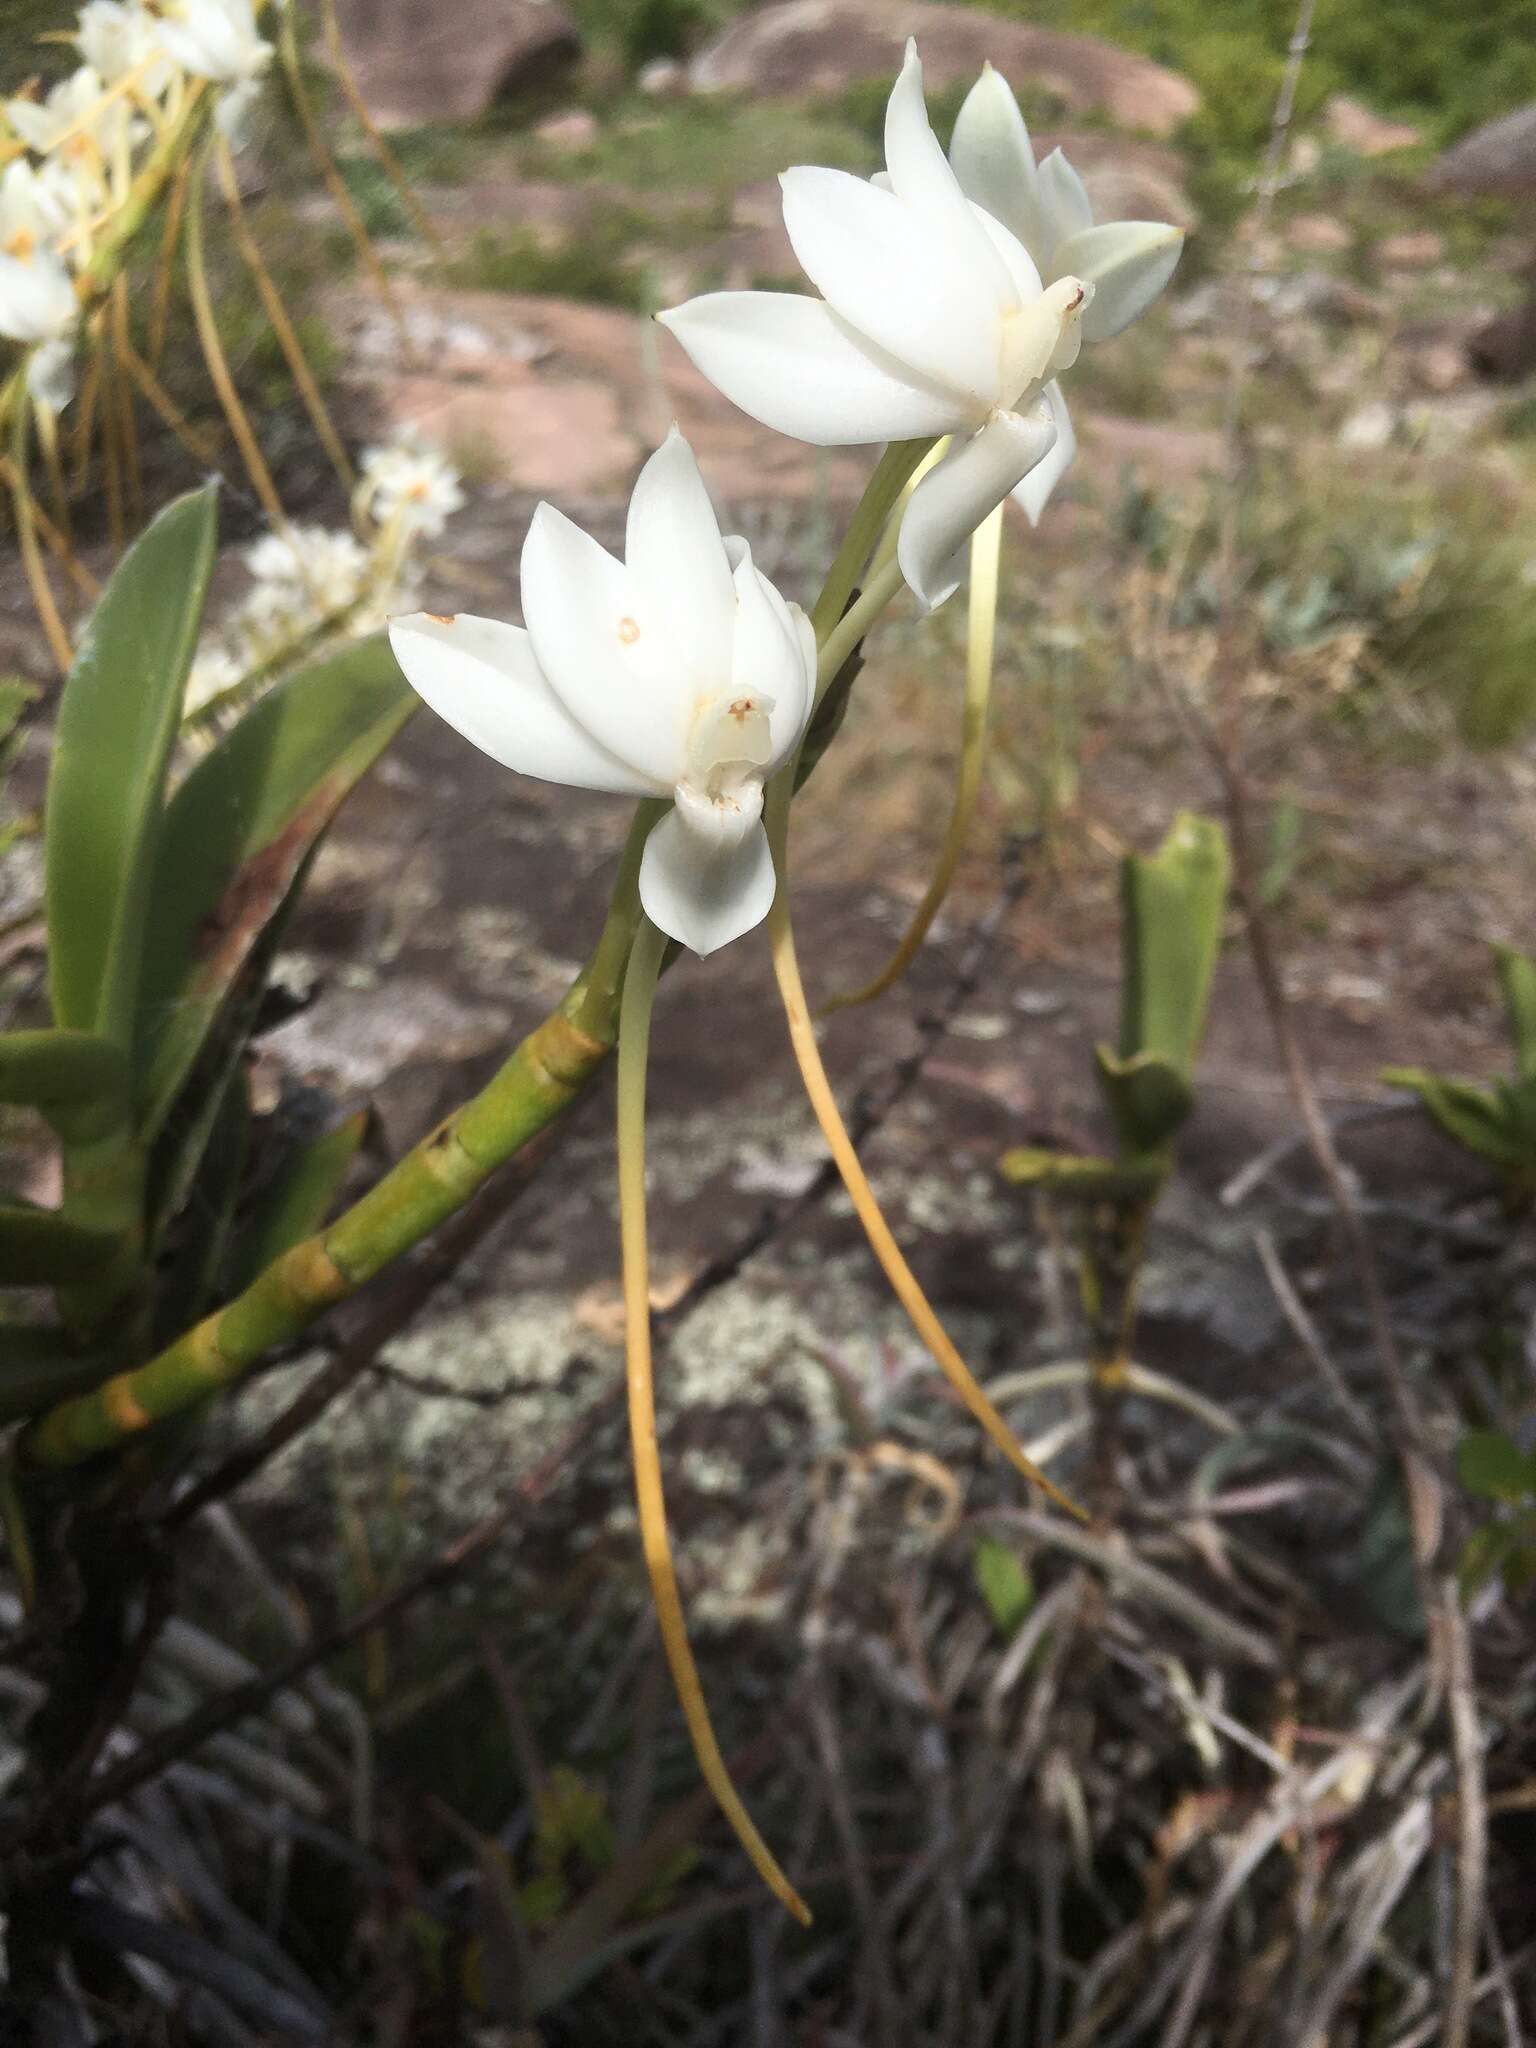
[1496,945,1536,1083]
[973,1537,1034,1636]
[0,1029,129,1138]
[225,1108,366,1297]
[0,675,37,751]
[135,635,415,1132]
[1456,1429,1536,1505]
[1094,1047,1195,1163]
[158,1063,252,1336]
[1118,813,1229,1079]
[144,842,320,1250]
[45,486,218,1046]
[0,1204,119,1285]
[1381,1067,1533,1171]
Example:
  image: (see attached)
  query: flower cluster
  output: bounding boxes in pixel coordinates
[186,434,463,720]
[395,39,1184,951]
[0,0,272,401]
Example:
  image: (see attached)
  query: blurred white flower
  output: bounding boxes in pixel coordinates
[245,525,370,613]
[26,334,78,410]
[658,41,1089,609]
[389,429,816,955]
[0,160,74,246]
[75,1,175,94]
[213,76,262,144]
[359,439,466,540]
[184,645,244,715]
[948,64,1183,521]
[158,0,272,86]
[0,165,78,344]
[5,65,142,169]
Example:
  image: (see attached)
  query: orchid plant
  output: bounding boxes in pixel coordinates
[4,32,1189,1944]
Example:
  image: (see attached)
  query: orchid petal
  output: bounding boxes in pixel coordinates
[885,40,1017,307]
[1011,382,1076,525]
[625,427,737,690]
[520,503,690,788]
[1035,147,1094,247]
[389,613,658,795]
[1052,220,1183,342]
[900,402,1057,611]
[780,165,1005,410]
[729,545,816,760]
[639,810,777,956]
[657,291,961,445]
[949,64,1047,264]
[973,202,1044,305]
[0,253,77,345]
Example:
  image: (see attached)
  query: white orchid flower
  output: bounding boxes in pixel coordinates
[5,65,140,168]
[389,430,816,957]
[359,440,466,541]
[26,334,78,411]
[0,164,78,345]
[158,0,272,85]
[949,64,1183,522]
[658,41,1090,610]
[75,1,176,95]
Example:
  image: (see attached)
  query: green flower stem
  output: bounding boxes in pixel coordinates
[809,439,929,645]
[19,806,661,1472]
[825,499,1003,1011]
[813,552,907,710]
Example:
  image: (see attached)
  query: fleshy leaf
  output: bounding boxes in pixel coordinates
[45,486,218,1046]
[0,1029,129,1138]
[1495,945,1536,1083]
[0,1204,119,1286]
[1117,812,1229,1080]
[1093,1047,1196,1163]
[135,635,415,1132]
[973,1536,1034,1636]
[1380,1068,1533,1171]
[1456,1429,1536,1505]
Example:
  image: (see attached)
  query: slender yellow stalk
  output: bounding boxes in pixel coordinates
[32,397,72,550]
[618,916,812,1926]
[214,135,355,490]
[148,155,190,368]
[184,136,291,536]
[99,330,126,547]
[0,456,98,598]
[318,0,448,262]
[9,402,73,674]
[110,276,144,524]
[766,886,1084,1522]
[826,501,1004,1011]
[277,4,406,338]
[71,323,102,493]
[37,58,160,162]
[114,316,218,464]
